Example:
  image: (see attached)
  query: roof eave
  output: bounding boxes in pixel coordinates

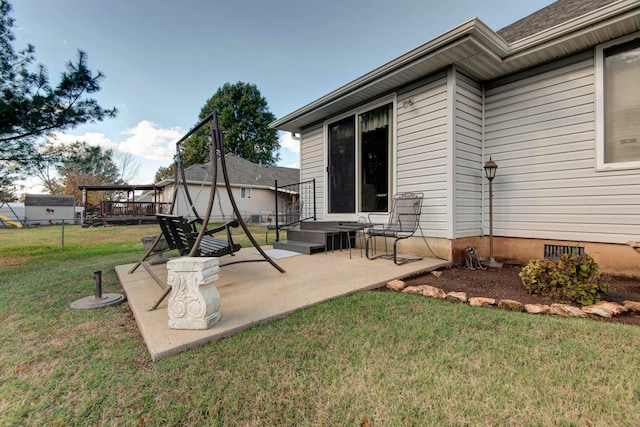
[271,18,506,133]
[272,1,640,134]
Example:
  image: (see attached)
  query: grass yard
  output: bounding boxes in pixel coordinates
[1,224,640,426]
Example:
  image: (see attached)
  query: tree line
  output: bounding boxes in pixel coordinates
[0,0,280,204]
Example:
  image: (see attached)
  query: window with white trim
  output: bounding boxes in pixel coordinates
[596,35,640,169]
[241,187,252,199]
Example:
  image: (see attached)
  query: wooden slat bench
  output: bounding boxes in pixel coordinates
[156,214,241,257]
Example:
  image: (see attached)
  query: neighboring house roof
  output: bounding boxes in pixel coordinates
[272,0,640,133]
[24,194,75,207]
[159,154,300,188]
[77,184,157,192]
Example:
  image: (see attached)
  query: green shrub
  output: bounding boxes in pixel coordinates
[519,254,609,305]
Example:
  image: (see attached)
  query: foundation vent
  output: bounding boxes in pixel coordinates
[543,244,584,260]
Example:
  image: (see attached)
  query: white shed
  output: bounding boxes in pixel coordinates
[24,194,76,225]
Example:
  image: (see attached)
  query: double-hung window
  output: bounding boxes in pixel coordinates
[596,34,640,169]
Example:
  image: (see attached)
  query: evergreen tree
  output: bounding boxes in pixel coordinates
[0,1,117,196]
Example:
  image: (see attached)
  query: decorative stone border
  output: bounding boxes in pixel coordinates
[385,279,640,320]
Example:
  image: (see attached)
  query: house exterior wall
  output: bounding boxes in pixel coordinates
[396,71,449,238]
[484,51,640,246]
[300,123,325,218]
[294,42,640,274]
[299,68,482,241]
[162,183,278,222]
[453,70,484,239]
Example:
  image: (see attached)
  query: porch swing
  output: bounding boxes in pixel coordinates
[129,111,285,310]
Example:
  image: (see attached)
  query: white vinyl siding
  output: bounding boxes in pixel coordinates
[485,53,640,244]
[300,124,325,218]
[454,71,483,238]
[168,184,274,221]
[397,72,449,238]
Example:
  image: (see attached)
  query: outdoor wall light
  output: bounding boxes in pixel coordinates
[484,157,502,268]
[484,157,497,181]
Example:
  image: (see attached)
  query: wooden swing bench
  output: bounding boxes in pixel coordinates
[156,214,241,258]
[129,111,285,311]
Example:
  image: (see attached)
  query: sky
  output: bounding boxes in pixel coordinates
[10,0,555,194]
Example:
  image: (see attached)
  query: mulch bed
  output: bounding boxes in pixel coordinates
[397,264,640,326]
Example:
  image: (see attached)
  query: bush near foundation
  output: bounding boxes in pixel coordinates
[519,254,609,306]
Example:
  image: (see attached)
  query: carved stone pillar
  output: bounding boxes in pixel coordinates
[166,257,221,330]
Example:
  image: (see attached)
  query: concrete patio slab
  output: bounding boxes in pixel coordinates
[116,247,449,361]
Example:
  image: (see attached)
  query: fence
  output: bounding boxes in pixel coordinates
[272,179,316,242]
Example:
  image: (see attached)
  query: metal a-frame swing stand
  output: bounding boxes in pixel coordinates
[129,110,285,311]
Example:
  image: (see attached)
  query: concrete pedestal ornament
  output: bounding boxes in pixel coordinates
[166,257,221,330]
[140,235,169,265]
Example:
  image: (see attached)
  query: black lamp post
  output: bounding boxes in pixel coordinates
[484,157,502,268]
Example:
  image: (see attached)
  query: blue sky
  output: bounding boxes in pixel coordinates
[11,0,554,192]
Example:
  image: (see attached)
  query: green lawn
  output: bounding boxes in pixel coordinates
[1,224,640,426]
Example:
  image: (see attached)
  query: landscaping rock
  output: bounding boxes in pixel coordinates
[524,304,552,314]
[446,291,467,303]
[418,285,447,299]
[623,300,640,313]
[582,305,613,318]
[498,299,523,312]
[581,301,627,318]
[550,304,587,318]
[468,297,495,307]
[402,286,424,296]
[386,279,406,291]
[402,285,446,298]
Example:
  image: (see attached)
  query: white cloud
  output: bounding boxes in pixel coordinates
[117,120,183,161]
[279,132,300,154]
[49,131,114,149]
[50,121,183,162]
[15,175,46,196]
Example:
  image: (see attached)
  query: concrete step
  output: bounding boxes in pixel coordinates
[273,240,325,254]
[287,229,337,244]
[300,221,343,231]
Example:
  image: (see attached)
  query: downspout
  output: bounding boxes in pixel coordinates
[446,65,456,241]
[481,84,486,237]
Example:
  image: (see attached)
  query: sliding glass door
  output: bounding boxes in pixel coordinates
[327,102,392,214]
[359,104,391,212]
[328,116,356,213]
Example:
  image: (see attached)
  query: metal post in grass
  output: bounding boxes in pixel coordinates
[69,270,126,310]
[484,157,502,269]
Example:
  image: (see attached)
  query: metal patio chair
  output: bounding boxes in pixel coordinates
[365,192,424,265]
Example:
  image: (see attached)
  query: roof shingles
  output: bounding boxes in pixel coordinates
[497,0,619,43]
[24,194,75,207]
[181,154,300,188]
